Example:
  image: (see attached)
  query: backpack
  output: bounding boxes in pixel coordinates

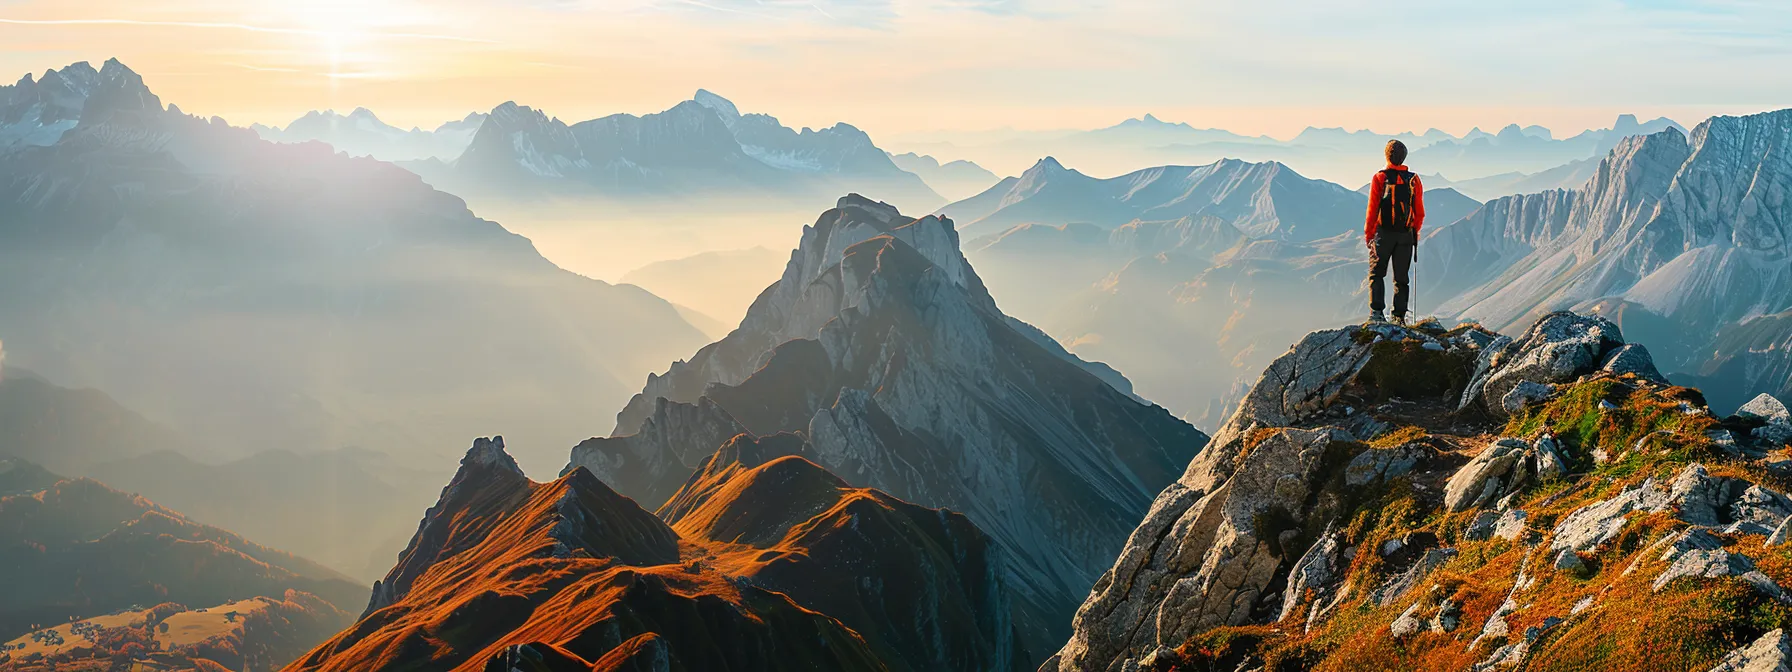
[1378,169,1416,234]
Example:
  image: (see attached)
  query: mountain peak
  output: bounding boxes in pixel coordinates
[462,436,523,477]
[693,88,741,120]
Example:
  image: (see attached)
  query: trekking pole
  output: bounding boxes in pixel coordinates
[1413,239,1420,319]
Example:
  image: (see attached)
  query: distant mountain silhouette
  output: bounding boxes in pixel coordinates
[253,108,486,161]
[0,59,706,473]
[413,91,943,212]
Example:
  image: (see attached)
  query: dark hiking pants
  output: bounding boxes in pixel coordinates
[1369,234,1415,318]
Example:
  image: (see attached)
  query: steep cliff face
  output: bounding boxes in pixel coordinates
[1440,111,1792,368]
[292,435,1021,672]
[584,195,1207,658]
[1045,313,1792,672]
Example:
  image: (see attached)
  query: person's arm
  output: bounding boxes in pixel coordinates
[1365,172,1383,244]
[1412,174,1426,240]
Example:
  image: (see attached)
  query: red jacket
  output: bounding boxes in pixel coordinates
[1365,164,1425,241]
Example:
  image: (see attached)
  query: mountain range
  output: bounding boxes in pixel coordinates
[888,151,1002,201]
[939,156,1374,239]
[1428,109,1792,415]
[0,60,706,475]
[891,114,1684,195]
[252,108,488,162]
[406,90,943,213]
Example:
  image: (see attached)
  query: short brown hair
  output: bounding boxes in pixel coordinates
[1385,139,1408,166]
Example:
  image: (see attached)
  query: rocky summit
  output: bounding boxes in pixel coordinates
[1045,311,1792,672]
[576,195,1207,659]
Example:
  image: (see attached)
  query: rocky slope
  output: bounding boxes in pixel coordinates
[1043,311,1792,671]
[0,59,705,471]
[1437,109,1792,409]
[422,90,940,211]
[290,436,1020,671]
[0,476,364,649]
[575,195,1206,657]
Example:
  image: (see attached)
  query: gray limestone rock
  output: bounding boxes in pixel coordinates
[1465,510,1502,541]
[1554,550,1586,573]
[1551,479,1670,553]
[1049,427,1346,672]
[1740,394,1792,426]
[1461,312,1625,417]
[1493,510,1530,541]
[1345,443,1426,487]
[1278,525,1344,623]
[1502,380,1557,415]
[1706,628,1792,672]
[1600,343,1669,383]
[1445,438,1529,512]
[1651,549,1787,603]
[1389,602,1425,638]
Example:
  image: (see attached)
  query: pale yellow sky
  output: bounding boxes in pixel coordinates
[2,0,1786,141]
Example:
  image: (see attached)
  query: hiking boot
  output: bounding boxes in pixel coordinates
[1392,314,1409,327]
[1368,311,1387,323]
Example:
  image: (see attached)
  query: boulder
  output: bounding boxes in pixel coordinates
[1552,479,1670,553]
[1493,509,1530,541]
[1464,510,1501,541]
[1389,603,1425,638]
[1431,599,1462,633]
[1672,464,1738,527]
[1278,526,1343,623]
[1445,439,1529,512]
[1600,343,1669,384]
[1739,394,1792,426]
[1461,312,1625,417]
[1502,380,1557,415]
[1345,444,1425,487]
[1652,549,1789,603]
[1706,628,1792,672]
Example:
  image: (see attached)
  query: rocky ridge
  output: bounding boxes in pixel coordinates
[292,436,1022,672]
[1044,311,1792,671]
[578,195,1207,659]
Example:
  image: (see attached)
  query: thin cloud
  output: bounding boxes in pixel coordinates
[0,18,497,43]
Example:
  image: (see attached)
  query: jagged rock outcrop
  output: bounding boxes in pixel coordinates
[1045,310,1792,672]
[1460,311,1631,416]
[1708,629,1792,672]
[1045,320,1494,671]
[583,196,1206,659]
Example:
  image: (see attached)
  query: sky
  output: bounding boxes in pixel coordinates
[1,0,1789,141]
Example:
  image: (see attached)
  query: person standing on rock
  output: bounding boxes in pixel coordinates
[1365,139,1426,326]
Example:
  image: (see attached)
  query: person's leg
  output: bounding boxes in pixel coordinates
[1391,239,1413,318]
[1368,238,1390,317]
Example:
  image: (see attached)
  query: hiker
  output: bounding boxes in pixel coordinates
[1365,139,1425,325]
